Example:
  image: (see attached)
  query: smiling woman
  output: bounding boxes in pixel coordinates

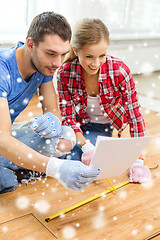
[55,18,151,185]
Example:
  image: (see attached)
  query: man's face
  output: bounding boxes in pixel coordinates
[30,34,70,76]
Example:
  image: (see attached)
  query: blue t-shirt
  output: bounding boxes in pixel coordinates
[0,42,52,123]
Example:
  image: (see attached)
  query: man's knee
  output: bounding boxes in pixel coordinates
[57,139,75,153]
[57,126,76,153]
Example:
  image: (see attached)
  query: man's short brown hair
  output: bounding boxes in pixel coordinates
[26,11,72,45]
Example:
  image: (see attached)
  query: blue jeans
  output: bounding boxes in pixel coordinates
[0,122,76,194]
[64,122,113,161]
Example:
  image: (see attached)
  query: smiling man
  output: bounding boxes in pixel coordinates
[0,12,100,194]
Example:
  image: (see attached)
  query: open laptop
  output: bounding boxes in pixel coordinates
[90,136,152,179]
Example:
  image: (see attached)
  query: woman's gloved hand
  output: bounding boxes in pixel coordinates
[129,158,151,183]
[81,141,95,166]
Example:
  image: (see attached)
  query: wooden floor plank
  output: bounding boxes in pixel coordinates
[0,213,57,240]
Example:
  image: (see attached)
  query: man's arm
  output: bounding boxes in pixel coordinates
[39,80,62,122]
[0,97,49,172]
[30,80,62,139]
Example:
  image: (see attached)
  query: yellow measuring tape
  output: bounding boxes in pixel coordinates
[45,179,130,222]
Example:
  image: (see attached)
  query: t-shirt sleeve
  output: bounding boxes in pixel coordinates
[0,61,11,98]
[42,76,53,83]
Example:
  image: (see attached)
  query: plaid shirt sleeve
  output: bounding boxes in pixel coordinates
[119,62,145,137]
[57,66,82,133]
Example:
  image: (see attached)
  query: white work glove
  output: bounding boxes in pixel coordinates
[30,112,61,138]
[129,158,151,183]
[81,141,95,166]
[46,157,100,191]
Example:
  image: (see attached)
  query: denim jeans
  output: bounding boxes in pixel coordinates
[64,122,113,161]
[0,122,76,194]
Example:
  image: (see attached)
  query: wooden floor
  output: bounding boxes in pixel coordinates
[0,94,160,240]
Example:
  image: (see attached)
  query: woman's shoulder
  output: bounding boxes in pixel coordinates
[106,55,124,65]
[105,55,130,71]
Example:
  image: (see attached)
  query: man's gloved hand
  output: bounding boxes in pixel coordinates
[46,157,100,191]
[129,158,151,183]
[30,112,61,138]
[81,141,95,166]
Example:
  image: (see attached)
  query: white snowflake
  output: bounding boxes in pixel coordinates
[23,98,29,105]
[61,226,76,239]
[99,206,105,211]
[10,109,15,114]
[75,105,80,112]
[131,229,138,235]
[76,122,80,128]
[92,212,107,229]
[119,190,127,199]
[16,196,29,209]
[2,91,7,97]
[37,102,42,108]
[12,131,17,137]
[128,45,134,52]
[2,226,8,232]
[101,193,106,198]
[143,42,148,47]
[34,199,50,213]
[141,179,154,189]
[144,224,153,231]
[140,62,154,75]
[28,111,33,117]
[27,153,33,159]
[39,95,44,101]
[144,109,150,115]
[45,139,51,144]
[51,187,57,192]
[22,236,35,240]
[62,99,67,104]
[154,54,159,59]
[66,155,72,160]
[17,78,22,83]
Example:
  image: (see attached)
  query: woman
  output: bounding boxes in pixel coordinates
[57,18,151,183]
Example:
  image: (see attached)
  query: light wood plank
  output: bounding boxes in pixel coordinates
[0,213,56,240]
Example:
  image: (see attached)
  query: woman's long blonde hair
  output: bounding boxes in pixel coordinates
[64,18,110,63]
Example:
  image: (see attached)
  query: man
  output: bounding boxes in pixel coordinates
[0,11,100,194]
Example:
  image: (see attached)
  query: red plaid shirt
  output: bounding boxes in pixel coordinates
[57,56,145,137]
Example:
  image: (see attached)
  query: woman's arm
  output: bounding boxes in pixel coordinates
[119,63,145,137]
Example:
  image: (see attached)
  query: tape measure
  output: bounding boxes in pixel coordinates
[45,179,130,222]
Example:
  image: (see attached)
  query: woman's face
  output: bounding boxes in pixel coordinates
[75,39,108,77]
